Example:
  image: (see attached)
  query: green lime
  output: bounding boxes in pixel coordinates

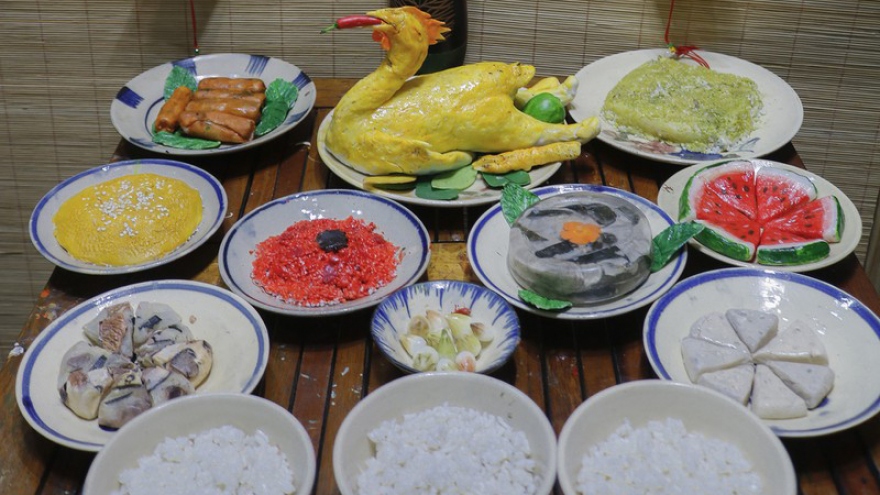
[522,93,566,123]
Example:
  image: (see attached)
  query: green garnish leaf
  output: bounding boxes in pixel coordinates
[153,131,221,150]
[415,177,460,200]
[163,66,197,99]
[501,183,539,225]
[518,289,572,310]
[255,79,299,137]
[432,165,478,190]
[482,170,532,188]
[650,221,704,272]
[265,78,299,107]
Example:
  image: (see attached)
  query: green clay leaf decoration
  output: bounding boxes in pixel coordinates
[501,183,540,226]
[255,78,299,136]
[415,177,460,200]
[153,131,221,150]
[482,170,532,188]
[163,66,197,99]
[432,165,478,190]
[518,289,572,311]
[650,221,705,272]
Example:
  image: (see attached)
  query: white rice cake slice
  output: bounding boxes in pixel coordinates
[765,360,835,409]
[725,308,779,353]
[680,336,752,382]
[697,363,755,405]
[753,319,828,365]
[688,312,749,352]
[750,364,808,419]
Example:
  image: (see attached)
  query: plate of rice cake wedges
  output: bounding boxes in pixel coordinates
[644,268,880,437]
[568,48,803,165]
[657,158,861,272]
[111,53,316,155]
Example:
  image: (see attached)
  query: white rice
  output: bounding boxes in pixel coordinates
[576,418,761,495]
[356,404,540,495]
[112,425,296,495]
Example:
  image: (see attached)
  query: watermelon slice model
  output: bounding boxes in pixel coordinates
[757,227,830,266]
[679,161,843,265]
[755,167,818,223]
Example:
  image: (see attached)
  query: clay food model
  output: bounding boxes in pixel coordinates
[323,7,600,177]
[507,191,653,305]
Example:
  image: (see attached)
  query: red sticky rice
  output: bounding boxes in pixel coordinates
[251,217,401,307]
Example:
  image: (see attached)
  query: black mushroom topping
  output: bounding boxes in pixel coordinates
[316,229,349,252]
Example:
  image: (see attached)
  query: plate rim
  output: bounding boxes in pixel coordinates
[14,279,270,451]
[110,52,317,156]
[218,188,431,317]
[643,267,880,437]
[569,48,804,165]
[656,158,861,272]
[466,184,687,320]
[316,110,562,208]
[28,158,228,275]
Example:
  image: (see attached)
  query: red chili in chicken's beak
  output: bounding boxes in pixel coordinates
[320,15,384,34]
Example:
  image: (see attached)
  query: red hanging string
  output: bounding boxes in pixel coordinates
[189,0,200,55]
[663,0,709,68]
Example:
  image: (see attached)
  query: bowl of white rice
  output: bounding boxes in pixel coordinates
[333,372,557,495]
[557,380,796,495]
[83,393,316,495]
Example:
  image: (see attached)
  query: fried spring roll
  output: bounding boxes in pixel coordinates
[179,111,255,141]
[180,119,247,144]
[184,98,262,121]
[197,77,266,93]
[154,86,193,133]
[192,89,266,106]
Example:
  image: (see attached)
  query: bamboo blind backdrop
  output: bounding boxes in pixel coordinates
[2,0,879,366]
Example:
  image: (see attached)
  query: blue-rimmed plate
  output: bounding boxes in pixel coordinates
[110,53,316,155]
[644,268,880,437]
[29,159,227,275]
[219,189,431,317]
[15,280,270,451]
[371,280,520,374]
[467,184,686,320]
[569,49,802,165]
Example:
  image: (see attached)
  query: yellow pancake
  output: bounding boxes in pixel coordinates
[53,173,202,266]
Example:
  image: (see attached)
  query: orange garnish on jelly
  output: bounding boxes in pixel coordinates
[560,221,601,245]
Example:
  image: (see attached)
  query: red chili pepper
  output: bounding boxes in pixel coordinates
[320,15,383,34]
[453,307,471,316]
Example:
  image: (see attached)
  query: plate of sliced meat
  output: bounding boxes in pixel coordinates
[111,53,316,156]
[644,268,880,437]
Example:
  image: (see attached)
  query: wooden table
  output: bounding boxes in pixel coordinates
[3,78,880,495]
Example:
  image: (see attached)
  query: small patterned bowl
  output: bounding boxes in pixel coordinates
[371,280,520,374]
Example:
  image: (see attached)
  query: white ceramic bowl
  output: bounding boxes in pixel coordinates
[371,280,520,374]
[219,189,431,317]
[83,393,316,495]
[333,372,557,495]
[644,267,880,437]
[557,380,796,495]
[29,159,227,275]
[16,280,269,451]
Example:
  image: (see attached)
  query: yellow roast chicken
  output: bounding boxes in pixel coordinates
[323,7,600,176]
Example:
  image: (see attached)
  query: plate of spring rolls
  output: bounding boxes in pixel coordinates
[111,53,317,156]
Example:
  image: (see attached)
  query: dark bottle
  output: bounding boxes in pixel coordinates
[389,0,468,74]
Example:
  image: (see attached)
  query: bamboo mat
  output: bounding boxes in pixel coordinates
[2,0,880,366]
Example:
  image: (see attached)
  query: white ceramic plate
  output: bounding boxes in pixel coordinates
[111,53,317,156]
[644,268,880,437]
[219,189,431,317]
[316,111,562,208]
[83,394,316,495]
[29,159,227,275]
[15,280,270,451]
[657,159,861,272]
[569,49,803,165]
[467,184,686,320]
[371,280,521,374]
